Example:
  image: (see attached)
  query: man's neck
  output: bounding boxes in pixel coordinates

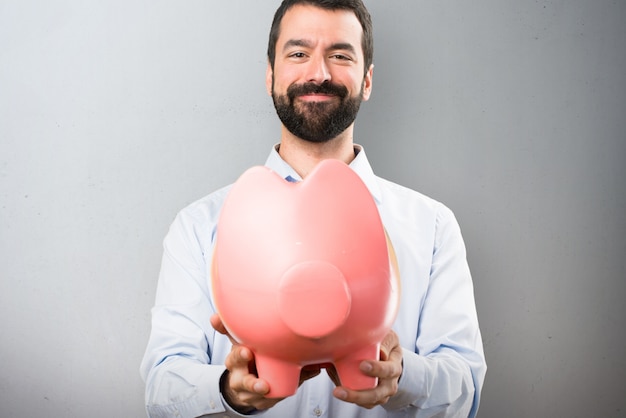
[278,127,357,178]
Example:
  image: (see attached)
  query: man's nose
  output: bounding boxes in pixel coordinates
[304,55,331,84]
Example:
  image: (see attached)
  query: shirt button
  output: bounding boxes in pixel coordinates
[313,407,322,417]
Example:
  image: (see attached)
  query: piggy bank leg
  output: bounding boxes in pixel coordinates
[254,353,302,398]
[334,343,380,390]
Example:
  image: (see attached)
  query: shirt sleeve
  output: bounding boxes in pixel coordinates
[140,205,256,418]
[383,205,486,417]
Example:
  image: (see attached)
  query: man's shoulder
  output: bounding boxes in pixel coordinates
[172,183,234,228]
[375,174,461,225]
[376,175,445,211]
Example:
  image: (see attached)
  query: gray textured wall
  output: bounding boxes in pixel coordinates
[1,1,624,417]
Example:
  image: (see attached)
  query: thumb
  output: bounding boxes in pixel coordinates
[210,314,238,345]
[379,330,400,361]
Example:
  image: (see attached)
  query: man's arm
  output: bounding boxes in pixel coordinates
[392,205,486,417]
[140,204,316,417]
[140,207,242,417]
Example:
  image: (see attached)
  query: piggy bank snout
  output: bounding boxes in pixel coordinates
[278,261,351,339]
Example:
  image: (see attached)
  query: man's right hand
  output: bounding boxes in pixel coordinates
[221,344,283,413]
[211,314,325,412]
[211,314,282,413]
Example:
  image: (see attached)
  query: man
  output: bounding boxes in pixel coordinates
[140,1,486,417]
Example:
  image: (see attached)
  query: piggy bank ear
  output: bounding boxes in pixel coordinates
[218,165,292,226]
[214,159,386,283]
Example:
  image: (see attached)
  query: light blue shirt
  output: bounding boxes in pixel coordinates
[140,145,486,418]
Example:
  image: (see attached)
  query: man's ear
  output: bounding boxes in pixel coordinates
[266,62,273,96]
[361,64,374,101]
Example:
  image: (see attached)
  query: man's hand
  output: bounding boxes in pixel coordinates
[211,314,279,413]
[210,314,322,413]
[332,330,403,409]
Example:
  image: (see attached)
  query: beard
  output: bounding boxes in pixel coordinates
[272,79,364,143]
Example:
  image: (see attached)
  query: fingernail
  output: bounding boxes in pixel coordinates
[253,381,267,393]
[361,362,373,372]
[335,389,348,400]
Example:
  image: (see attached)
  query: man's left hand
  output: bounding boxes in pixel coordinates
[332,330,403,409]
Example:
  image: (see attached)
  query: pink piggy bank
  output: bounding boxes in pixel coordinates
[212,159,400,398]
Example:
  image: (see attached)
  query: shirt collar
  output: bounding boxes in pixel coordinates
[264,143,383,204]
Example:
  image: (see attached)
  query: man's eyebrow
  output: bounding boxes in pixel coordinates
[283,39,314,51]
[282,39,357,55]
[328,42,357,55]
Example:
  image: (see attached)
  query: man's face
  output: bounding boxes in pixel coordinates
[266,4,373,143]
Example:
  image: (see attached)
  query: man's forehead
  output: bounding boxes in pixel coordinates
[277,5,363,50]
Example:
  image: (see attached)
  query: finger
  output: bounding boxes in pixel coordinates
[210,314,239,345]
[225,345,254,370]
[210,314,226,333]
[224,355,268,400]
[237,374,281,411]
[379,330,400,361]
[334,340,403,409]
[209,314,239,344]
[210,314,239,346]
[334,372,399,409]
[359,356,402,380]
[386,345,404,377]
[224,369,276,412]
[333,386,391,409]
[241,373,270,396]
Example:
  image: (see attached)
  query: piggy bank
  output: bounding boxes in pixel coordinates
[212,159,400,398]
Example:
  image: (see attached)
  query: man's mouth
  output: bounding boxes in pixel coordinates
[287,81,347,103]
[296,93,337,102]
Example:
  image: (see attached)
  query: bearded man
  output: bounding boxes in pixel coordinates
[141,1,486,417]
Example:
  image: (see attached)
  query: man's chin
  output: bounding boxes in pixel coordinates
[294,104,341,121]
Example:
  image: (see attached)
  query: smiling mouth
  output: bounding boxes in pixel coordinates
[297,93,338,102]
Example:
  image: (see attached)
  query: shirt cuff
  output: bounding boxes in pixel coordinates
[218,369,271,417]
[383,347,426,411]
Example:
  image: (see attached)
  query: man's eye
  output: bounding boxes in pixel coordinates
[290,52,306,58]
[331,54,351,61]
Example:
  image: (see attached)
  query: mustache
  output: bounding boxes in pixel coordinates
[287,81,349,101]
